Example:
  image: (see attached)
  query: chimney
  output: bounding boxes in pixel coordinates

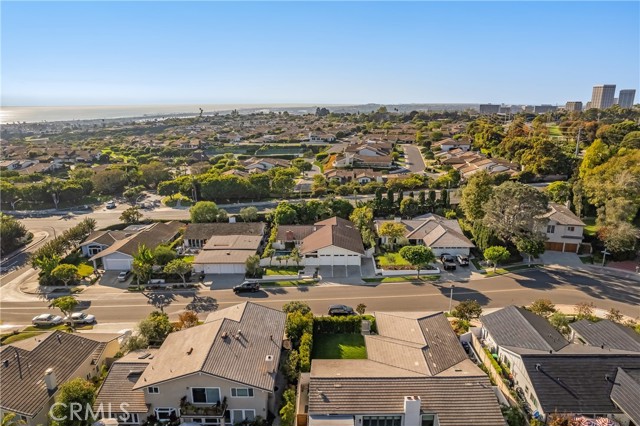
[403,396,421,426]
[44,368,57,391]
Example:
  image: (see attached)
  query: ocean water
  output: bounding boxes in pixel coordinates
[0,103,317,124]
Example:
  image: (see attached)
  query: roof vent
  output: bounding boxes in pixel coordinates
[187,348,193,355]
[221,332,228,339]
[265,355,274,362]
[605,374,611,382]
[2,360,8,368]
[535,363,542,371]
[226,251,231,255]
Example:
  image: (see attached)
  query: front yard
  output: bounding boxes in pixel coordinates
[376,252,412,268]
[264,267,301,276]
[312,333,367,359]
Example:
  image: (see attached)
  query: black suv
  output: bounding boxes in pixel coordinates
[440,254,457,271]
[233,281,260,293]
[328,304,356,316]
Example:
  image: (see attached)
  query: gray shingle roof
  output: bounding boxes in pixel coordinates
[481,305,569,352]
[134,302,285,392]
[570,319,640,352]
[94,360,152,413]
[307,377,504,426]
[610,368,640,424]
[522,354,640,415]
[0,331,102,416]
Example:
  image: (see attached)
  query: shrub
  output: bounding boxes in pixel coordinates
[313,315,376,334]
[484,347,502,376]
[299,332,313,373]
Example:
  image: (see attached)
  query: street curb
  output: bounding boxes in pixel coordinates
[2,232,48,262]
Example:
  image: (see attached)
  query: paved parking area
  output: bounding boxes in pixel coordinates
[207,274,245,289]
[540,251,583,269]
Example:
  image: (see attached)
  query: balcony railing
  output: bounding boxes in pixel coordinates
[180,397,227,418]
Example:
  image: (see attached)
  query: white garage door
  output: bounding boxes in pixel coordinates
[203,264,245,274]
[103,258,132,271]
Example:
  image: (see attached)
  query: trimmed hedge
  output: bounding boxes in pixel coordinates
[313,315,376,335]
[299,332,313,373]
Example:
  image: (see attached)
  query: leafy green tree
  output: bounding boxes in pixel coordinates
[139,311,173,345]
[292,158,312,173]
[190,201,220,223]
[50,264,79,286]
[139,161,171,188]
[239,206,258,222]
[290,248,302,268]
[245,254,262,278]
[515,235,546,266]
[452,300,482,321]
[621,131,640,149]
[92,169,128,195]
[460,171,495,222]
[545,181,572,204]
[579,139,610,178]
[50,378,96,426]
[153,245,177,266]
[483,246,510,272]
[273,202,298,225]
[400,198,420,218]
[279,388,296,426]
[285,311,313,348]
[549,312,570,335]
[598,221,638,254]
[283,301,311,315]
[119,206,143,224]
[271,168,297,196]
[0,214,29,256]
[378,222,406,251]
[501,404,526,426]
[350,205,376,248]
[399,245,435,277]
[282,349,300,382]
[483,181,548,243]
[164,258,192,285]
[49,296,79,319]
[529,299,556,317]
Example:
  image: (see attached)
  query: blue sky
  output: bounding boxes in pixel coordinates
[1,1,639,106]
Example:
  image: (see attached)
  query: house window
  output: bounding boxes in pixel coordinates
[231,410,255,424]
[567,226,575,232]
[107,413,140,425]
[154,408,177,423]
[547,225,555,234]
[147,386,159,394]
[422,415,436,426]
[231,388,254,397]
[192,387,221,404]
[362,416,401,426]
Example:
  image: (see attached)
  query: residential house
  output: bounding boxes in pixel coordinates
[192,235,263,274]
[436,149,519,180]
[183,222,266,249]
[432,138,472,152]
[0,160,20,170]
[324,169,383,185]
[81,230,132,257]
[539,202,585,253]
[308,133,336,143]
[0,331,122,426]
[333,141,395,169]
[119,302,286,426]
[480,306,640,424]
[243,157,290,173]
[299,311,505,426]
[375,214,475,257]
[89,222,184,271]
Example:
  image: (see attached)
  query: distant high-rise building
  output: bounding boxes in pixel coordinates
[591,84,616,109]
[585,101,592,110]
[565,101,582,112]
[498,106,511,114]
[479,104,500,114]
[534,105,557,114]
[618,89,636,108]
[614,98,619,105]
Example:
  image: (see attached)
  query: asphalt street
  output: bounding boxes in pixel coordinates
[402,144,427,173]
[2,267,639,328]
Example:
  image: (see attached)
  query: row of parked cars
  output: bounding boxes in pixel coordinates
[32,312,96,326]
[440,253,469,271]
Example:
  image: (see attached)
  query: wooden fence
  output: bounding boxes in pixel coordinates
[471,333,519,407]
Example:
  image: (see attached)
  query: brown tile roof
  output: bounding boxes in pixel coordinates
[134,302,285,391]
[277,225,316,242]
[300,218,364,255]
[183,222,265,240]
[193,249,256,264]
[94,360,152,414]
[0,331,102,417]
[202,235,262,251]
[90,222,184,260]
[307,376,504,425]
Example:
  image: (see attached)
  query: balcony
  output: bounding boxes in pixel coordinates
[179,397,227,418]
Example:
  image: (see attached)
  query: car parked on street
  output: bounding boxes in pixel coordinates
[117,271,131,282]
[233,281,260,293]
[440,254,457,271]
[32,313,64,326]
[105,200,116,209]
[456,255,469,266]
[328,304,356,316]
[64,312,96,325]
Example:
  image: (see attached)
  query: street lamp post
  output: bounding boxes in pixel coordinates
[448,284,455,313]
[601,249,610,267]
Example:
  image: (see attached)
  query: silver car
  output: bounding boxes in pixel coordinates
[32,313,64,326]
[64,312,96,325]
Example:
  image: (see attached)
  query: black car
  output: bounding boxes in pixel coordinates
[233,281,260,293]
[328,304,356,316]
[461,341,471,354]
[440,254,457,271]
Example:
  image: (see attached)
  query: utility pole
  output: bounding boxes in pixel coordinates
[448,284,455,313]
[574,127,582,157]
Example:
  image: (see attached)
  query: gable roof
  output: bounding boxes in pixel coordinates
[277,225,316,242]
[521,354,640,415]
[541,203,585,226]
[610,367,640,424]
[375,214,474,249]
[570,319,640,352]
[0,331,102,417]
[90,222,184,260]
[202,235,262,251]
[94,357,153,414]
[300,217,364,255]
[133,302,285,391]
[481,305,569,352]
[183,222,265,240]
[80,230,130,247]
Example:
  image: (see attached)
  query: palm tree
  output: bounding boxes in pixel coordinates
[290,248,302,269]
[2,413,26,426]
[132,244,154,285]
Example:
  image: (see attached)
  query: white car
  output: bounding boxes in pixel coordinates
[32,313,64,326]
[105,200,116,209]
[64,312,96,325]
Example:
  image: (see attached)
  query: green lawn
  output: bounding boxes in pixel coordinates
[484,264,538,277]
[376,252,411,267]
[547,124,563,137]
[312,334,367,359]
[1,324,93,345]
[583,217,598,237]
[265,267,300,276]
[363,275,439,283]
[261,279,315,287]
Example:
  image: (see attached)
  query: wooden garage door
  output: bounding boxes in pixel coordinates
[545,242,564,251]
[563,243,578,253]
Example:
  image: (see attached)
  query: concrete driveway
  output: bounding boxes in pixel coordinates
[540,251,584,269]
[207,274,245,289]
